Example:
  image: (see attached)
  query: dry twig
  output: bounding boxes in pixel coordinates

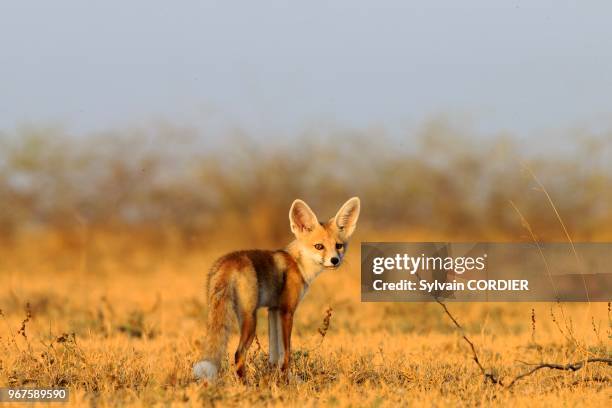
[434,298,503,385]
[507,358,612,388]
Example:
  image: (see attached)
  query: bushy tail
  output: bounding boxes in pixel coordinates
[193,274,233,381]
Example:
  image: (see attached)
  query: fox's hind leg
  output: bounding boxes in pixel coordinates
[234,310,257,380]
[230,261,259,380]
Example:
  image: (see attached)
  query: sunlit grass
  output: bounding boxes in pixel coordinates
[1,239,609,407]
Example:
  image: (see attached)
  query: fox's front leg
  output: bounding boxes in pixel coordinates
[280,310,294,371]
[268,309,284,366]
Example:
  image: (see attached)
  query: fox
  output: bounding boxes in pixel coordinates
[193,197,360,382]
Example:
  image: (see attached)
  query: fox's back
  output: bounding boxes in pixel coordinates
[206,249,302,309]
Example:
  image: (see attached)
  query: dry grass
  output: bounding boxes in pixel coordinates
[1,233,610,407]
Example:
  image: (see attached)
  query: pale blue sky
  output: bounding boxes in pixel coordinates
[2,1,612,139]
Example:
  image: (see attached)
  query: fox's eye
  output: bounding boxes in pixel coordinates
[336,243,344,250]
[314,243,324,250]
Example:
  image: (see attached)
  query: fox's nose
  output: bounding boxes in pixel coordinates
[330,257,339,265]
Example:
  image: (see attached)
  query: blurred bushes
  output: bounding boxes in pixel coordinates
[0,120,611,248]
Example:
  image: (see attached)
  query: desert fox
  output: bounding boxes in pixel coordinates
[193,197,360,381]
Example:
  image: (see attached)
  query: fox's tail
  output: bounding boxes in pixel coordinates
[193,272,233,381]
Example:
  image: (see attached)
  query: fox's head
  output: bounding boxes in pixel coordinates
[289,197,360,270]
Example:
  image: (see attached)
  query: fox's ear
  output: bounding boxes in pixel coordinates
[289,199,318,236]
[334,197,360,238]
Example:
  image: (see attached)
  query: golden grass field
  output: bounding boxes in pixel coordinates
[1,230,610,407]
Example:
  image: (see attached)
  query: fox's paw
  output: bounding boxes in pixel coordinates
[193,360,218,381]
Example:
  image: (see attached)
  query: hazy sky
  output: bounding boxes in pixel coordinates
[2,1,612,138]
